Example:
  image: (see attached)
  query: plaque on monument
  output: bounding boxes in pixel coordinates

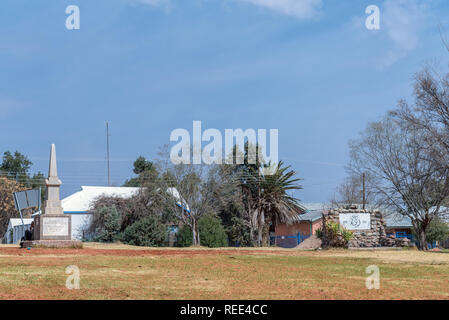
[339,213,371,230]
[43,217,69,237]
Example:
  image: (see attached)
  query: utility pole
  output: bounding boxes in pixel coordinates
[362,172,366,210]
[106,121,111,186]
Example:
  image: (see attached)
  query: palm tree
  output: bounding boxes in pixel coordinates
[230,142,304,246]
[258,161,304,246]
[242,161,304,246]
[262,161,304,221]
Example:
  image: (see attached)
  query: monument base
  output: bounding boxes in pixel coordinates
[22,240,83,249]
[34,214,72,241]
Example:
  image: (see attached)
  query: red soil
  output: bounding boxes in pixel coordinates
[0,247,283,257]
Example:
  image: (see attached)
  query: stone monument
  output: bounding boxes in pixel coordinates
[321,207,411,248]
[24,144,82,248]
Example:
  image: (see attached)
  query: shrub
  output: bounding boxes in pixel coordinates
[94,206,121,242]
[322,221,353,248]
[342,229,354,242]
[198,215,228,248]
[121,216,167,247]
[424,219,449,244]
[228,216,252,246]
[176,224,193,247]
[176,215,228,248]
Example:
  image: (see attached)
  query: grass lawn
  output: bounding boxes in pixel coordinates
[0,243,448,299]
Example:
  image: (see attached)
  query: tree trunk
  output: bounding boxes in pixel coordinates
[417,229,428,251]
[192,219,200,246]
[248,208,257,246]
[257,210,264,247]
[413,219,429,251]
[257,180,262,247]
[262,223,270,247]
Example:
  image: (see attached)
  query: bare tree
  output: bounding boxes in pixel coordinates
[332,173,374,208]
[393,66,449,166]
[349,114,449,250]
[154,147,223,246]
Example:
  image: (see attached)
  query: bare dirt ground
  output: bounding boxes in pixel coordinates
[295,235,321,249]
[0,243,448,300]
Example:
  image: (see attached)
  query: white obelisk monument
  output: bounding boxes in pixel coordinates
[30,144,81,247]
[43,144,64,215]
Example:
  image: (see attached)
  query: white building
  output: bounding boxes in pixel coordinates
[3,186,140,243]
[61,186,141,240]
[4,218,34,244]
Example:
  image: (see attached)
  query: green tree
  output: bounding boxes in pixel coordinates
[122,216,167,247]
[133,156,154,174]
[227,216,252,247]
[123,156,157,187]
[176,215,228,248]
[198,215,228,248]
[425,219,449,244]
[28,172,46,202]
[216,143,304,247]
[0,151,45,197]
[260,161,304,233]
[176,224,193,247]
[0,151,32,182]
[29,172,45,189]
[210,163,253,246]
[240,159,304,246]
[94,206,121,242]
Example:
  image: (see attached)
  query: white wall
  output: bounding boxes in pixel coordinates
[69,213,92,240]
[6,224,31,244]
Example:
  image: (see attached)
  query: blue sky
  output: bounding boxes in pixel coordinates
[1,0,449,201]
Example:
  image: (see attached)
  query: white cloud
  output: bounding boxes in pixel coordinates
[381,0,431,67]
[135,0,168,5]
[236,0,323,20]
[128,0,171,7]
[127,0,323,19]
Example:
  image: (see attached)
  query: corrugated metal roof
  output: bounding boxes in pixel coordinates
[294,203,449,228]
[295,210,323,222]
[301,203,330,211]
[384,215,413,228]
[291,203,328,223]
[384,206,449,228]
[60,186,186,214]
[61,186,141,213]
[9,218,34,228]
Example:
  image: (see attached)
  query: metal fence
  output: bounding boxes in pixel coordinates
[388,232,437,249]
[270,233,311,248]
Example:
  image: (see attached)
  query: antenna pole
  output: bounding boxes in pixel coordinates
[362,172,366,210]
[106,121,111,186]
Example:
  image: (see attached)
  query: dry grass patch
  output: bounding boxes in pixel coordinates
[0,244,448,299]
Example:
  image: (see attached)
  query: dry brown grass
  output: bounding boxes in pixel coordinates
[0,244,448,300]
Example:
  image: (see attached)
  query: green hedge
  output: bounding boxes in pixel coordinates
[121,216,167,247]
[177,215,228,248]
